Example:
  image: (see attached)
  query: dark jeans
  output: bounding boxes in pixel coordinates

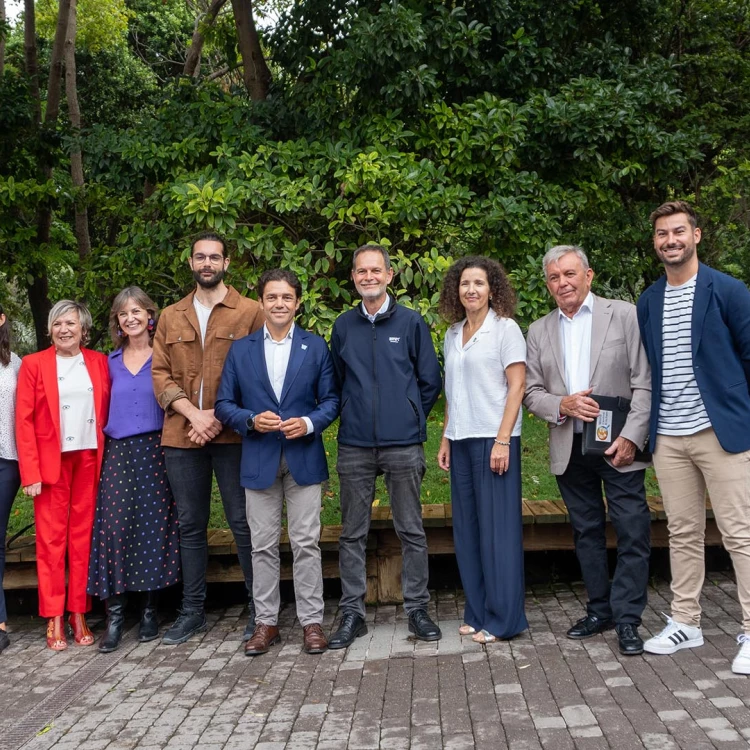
[164,444,253,612]
[0,458,21,624]
[337,444,429,618]
[556,434,651,624]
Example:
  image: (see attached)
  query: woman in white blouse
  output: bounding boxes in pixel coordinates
[16,301,110,650]
[0,305,21,655]
[437,257,528,643]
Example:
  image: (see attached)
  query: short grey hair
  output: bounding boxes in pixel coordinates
[352,244,391,271]
[48,300,93,337]
[542,245,590,280]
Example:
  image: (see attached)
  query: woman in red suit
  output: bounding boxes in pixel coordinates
[16,300,110,650]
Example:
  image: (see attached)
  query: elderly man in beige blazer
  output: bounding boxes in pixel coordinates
[525,245,652,656]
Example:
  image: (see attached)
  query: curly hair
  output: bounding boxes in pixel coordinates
[438,256,516,324]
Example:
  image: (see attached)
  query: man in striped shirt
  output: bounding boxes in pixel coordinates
[637,200,750,673]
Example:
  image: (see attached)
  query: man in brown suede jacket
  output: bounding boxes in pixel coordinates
[152,231,264,645]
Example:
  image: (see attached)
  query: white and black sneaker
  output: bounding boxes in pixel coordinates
[643,614,703,655]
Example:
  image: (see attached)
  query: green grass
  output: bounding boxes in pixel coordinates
[7,397,661,536]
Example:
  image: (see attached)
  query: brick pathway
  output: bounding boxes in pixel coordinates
[3,575,750,749]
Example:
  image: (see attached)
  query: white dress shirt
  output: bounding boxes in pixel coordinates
[361,296,391,322]
[443,313,526,440]
[558,291,594,433]
[263,323,313,435]
[193,296,212,408]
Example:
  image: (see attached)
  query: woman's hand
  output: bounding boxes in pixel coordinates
[22,483,42,497]
[490,442,510,474]
[437,437,450,471]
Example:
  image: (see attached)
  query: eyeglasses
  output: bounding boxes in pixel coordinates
[193,253,224,264]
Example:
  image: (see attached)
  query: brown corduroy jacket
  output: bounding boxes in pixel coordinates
[152,285,264,448]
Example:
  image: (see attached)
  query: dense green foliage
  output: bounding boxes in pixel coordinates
[1,0,750,349]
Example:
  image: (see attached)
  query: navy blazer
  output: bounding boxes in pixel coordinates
[215,326,340,489]
[637,262,750,454]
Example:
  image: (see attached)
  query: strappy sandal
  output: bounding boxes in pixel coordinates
[472,629,497,644]
[46,616,68,651]
[458,624,476,636]
[68,613,95,646]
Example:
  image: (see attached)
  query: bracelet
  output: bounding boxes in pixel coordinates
[494,439,510,446]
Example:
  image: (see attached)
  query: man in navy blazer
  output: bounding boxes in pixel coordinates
[636,200,750,673]
[215,269,339,656]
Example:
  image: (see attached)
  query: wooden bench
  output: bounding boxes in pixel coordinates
[3,497,720,604]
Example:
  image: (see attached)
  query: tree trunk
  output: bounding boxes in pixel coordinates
[183,0,229,78]
[24,0,71,348]
[64,0,91,259]
[45,0,72,125]
[230,0,271,101]
[0,0,6,78]
[23,0,41,125]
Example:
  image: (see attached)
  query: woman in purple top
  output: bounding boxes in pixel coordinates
[88,287,180,652]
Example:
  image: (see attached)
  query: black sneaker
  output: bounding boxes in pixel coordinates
[408,609,442,641]
[162,610,207,645]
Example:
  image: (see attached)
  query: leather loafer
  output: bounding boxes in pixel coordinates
[302,623,328,654]
[328,613,368,649]
[616,623,644,655]
[244,623,280,656]
[408,609,442,642]
[566,614,615,640]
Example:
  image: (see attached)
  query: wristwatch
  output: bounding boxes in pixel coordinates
[246,414,256,433]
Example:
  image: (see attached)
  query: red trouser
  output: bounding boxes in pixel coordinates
[34,449,97,617]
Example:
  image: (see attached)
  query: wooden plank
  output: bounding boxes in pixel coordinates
[3,563,38,590]
[421,504,446,527]
[444,502,453,527]
[705,496,714,520]
[370,506,391,529]
[207,529,234,555]
[548,499,570,521]
[377,553,403,604]
[647,496,667,521]
[521,500,536,525]
[526,500,568,524]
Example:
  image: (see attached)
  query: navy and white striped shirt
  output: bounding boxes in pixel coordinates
[657,276,711,436]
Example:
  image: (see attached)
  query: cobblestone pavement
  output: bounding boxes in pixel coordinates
[3,575,750,749]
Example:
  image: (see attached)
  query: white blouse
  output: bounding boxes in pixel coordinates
[0,353,21,461]
[57,354,97,451]
[443,313,526,440]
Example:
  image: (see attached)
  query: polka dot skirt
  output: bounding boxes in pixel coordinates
[87,431,181,598]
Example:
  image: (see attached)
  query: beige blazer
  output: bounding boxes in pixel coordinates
[524,295,651,475]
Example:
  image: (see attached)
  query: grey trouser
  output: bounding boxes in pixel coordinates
[245,453,324,627]
[337,444,429,617]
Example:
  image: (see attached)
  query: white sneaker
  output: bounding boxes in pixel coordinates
[643,615,703,654]
[732,634,750,674]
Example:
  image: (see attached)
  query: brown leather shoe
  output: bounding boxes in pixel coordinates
[303,623,328,654]
[244,623,280,656]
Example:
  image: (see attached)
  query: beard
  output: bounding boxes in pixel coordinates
[193,267,225,289]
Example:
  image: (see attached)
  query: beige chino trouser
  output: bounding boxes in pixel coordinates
[654,427,750,632]
[245,453,324,627]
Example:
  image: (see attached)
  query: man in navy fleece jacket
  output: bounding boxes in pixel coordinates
[328,244,443,649]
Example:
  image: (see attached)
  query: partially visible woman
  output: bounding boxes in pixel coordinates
[87,287,180,652]
[16,301,110,650]
[437,257,528,643]
[0,305,21,655]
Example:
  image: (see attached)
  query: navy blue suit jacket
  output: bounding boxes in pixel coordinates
[637,262,750,454]
[215,326,340,489]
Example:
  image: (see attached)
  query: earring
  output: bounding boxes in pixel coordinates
[147,318,155,332]
[116,328,123,338]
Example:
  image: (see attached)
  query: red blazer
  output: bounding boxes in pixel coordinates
[15,346,111,487]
